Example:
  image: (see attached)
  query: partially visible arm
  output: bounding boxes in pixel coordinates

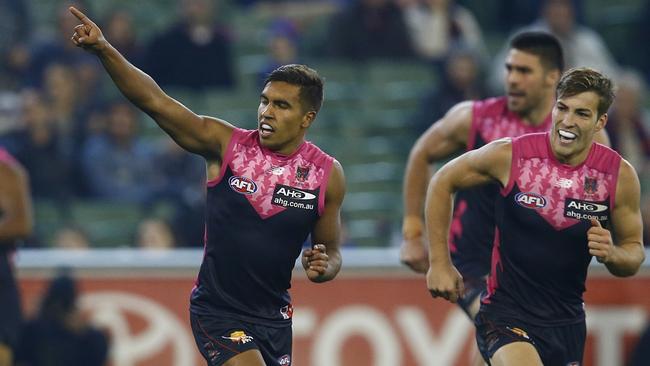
[425,139,512,302]
[303,160,346,283]
[0,162,33,242]
[69,7,232,160]
[401,101,472,272]
[589,159,645,277]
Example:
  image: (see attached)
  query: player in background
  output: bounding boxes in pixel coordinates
[0,147,33,366]
[426,67,644,365]
[69,7,345,366]
[401,31,610,313]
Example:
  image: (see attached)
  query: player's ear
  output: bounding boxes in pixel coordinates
[301,111,316,128]
[546,68,561,87]
[595,112,608,132]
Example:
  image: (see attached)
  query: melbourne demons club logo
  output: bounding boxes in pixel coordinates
[278,354,291,365]
[280,304,293,319]
[584,177,598,195]
[295,166,310,182]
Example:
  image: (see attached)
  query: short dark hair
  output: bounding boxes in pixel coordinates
[510,31,564,72]
[556,67,615,118]
[264,64,324,113]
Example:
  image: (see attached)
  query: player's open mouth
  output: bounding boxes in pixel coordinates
[558,129,577,143]
[508,91,525,99]
[260,122,274,137]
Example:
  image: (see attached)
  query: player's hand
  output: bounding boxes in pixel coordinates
[426,261,464,303]
[302,244,329,281]
[400,216,429,273]
[588,218,615,263]
[400,236,429,273]
[69,6,107,54]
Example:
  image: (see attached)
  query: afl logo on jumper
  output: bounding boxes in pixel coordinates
[228,176,258,195]
[515,192,547,209]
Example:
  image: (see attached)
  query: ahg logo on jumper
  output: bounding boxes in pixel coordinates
[272,184,317,210]
[515,192,547,209]
[564,198,609,222]
[228,176,257,195]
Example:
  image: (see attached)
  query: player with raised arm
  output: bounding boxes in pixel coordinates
[69,7,345,366]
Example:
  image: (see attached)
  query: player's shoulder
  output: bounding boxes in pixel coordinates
[303,140,336,163]
[0,149,26,179]
[617,158,639,184]
[472,96,508,116]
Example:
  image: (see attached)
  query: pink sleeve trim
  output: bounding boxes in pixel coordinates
[467,101,479,151]
[207,128,243,187]
[318,156,335,216]
[501,139,517,196]
[610,156,623,212]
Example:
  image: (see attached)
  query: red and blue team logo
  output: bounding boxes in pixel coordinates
[515,192,547,209]
[228,176,258,195]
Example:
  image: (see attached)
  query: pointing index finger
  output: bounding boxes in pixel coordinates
[69,6,91,25]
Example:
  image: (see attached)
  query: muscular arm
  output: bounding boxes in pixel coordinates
[425,139,511,302]
[592,160,645,277]
[0,162,33,242]
[403,101,472,226]
[400,101,472,272]
[303,160,346,282]
[69,7,232,160]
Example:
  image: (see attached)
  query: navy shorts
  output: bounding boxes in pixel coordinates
[475,310,586,365]
[456,276,485,320]
[190,312,292,366]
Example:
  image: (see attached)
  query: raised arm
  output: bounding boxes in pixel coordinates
[302,160,346,283]
[401,101,473,272]
[69,6,232,159]
[425,139,512,302]
[588,159,645,277]
[0,161,33,243]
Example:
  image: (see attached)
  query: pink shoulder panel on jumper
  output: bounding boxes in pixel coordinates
[504,133,620,230]
[209,129,333,219]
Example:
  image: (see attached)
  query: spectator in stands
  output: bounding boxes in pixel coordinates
[52,226,90,250]
[410,48,486,133]
[400,0,487,69]
[150,140,205,247]
[257,19,300,88]
[606,69,650,182]
[81,101,156,203]
[24,2,100,90]
[489,0,618,92]
[135,218,176,250]
[143,0,235,89]
[0,0,31,90]
[325,0,415,61]
[636,2,650,84]
[15,272,109,366]
[103,10,144,68]
[1,90,74,205]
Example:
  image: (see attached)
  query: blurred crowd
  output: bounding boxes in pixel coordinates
[0,0,649,249]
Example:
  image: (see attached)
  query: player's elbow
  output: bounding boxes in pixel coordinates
[609,250,645,277]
